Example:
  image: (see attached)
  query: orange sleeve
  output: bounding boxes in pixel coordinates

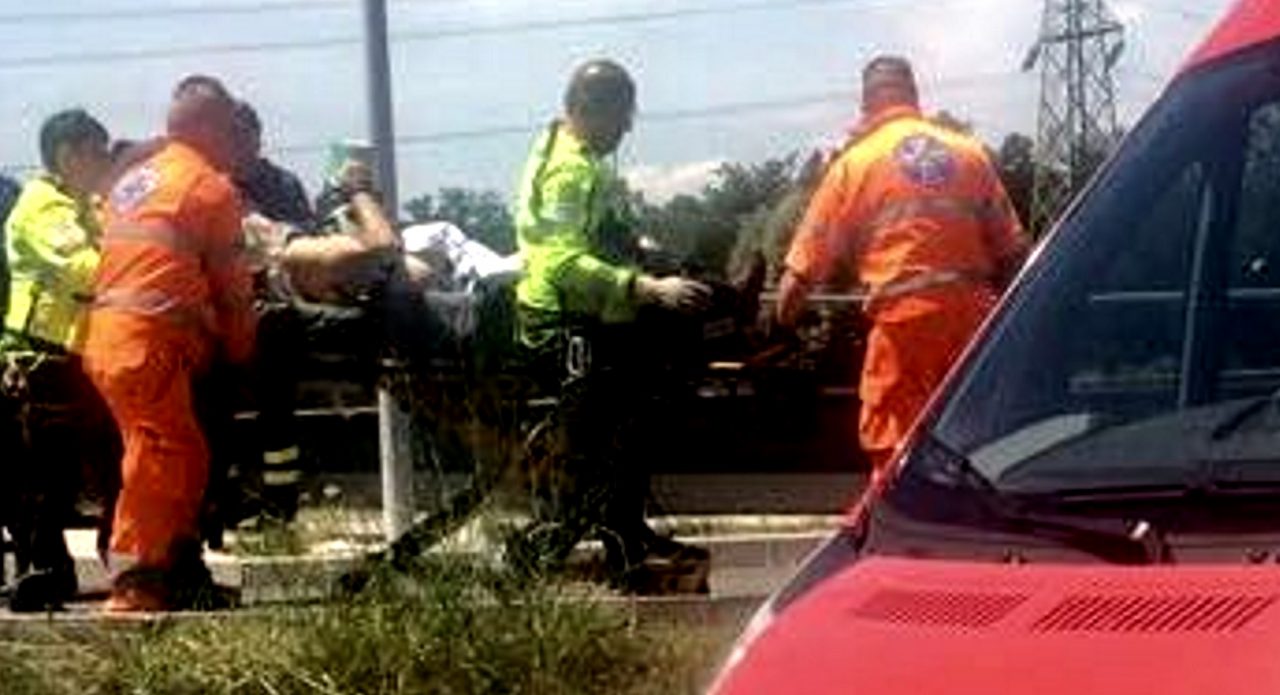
[785,155,863,284]
[184,173,258,364]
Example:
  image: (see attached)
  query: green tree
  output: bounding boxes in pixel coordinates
[996,133,1035,231]
[635,156,799,279]
[404,188,517,254]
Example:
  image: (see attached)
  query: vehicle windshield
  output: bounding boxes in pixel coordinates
[924,38,1280,499]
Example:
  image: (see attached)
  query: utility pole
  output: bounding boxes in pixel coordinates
[362,0,413,543]
[1023,0,1125,234]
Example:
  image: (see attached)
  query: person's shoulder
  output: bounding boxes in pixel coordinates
[916,120,988,158]
[548,127,600,174]
[262,158,306,188]
[181,163,238,216]
[17,175,61,203]
[826,131,883,176]
[11,175,75,221]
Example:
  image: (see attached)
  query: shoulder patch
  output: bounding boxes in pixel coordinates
[109,165,161,214]
[894,133,956,188]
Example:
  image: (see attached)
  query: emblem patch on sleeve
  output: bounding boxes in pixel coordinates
[894,134,956,188]
[109,165,161,213]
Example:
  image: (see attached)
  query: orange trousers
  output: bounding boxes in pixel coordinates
[82,311,210,571]
[859,290,994,471]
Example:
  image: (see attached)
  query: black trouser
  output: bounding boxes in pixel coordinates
[1,353,120,585]
[521,318,673,576]
[253,301,376,518]
[252,279,448,517]
[193,363,252,545]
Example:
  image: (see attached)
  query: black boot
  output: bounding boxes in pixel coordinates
[165,538,240,611]
[8,568,77,612]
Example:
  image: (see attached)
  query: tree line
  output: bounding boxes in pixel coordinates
[402,119,1090,289]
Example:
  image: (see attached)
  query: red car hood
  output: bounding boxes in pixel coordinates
[1184,0,1280,74]
[715,556,1280,695]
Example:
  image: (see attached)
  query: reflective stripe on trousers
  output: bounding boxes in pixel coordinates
[262,445,303,486]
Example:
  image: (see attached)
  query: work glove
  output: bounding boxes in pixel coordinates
[635,275,713,314]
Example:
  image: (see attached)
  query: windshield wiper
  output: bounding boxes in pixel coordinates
[1211,386,1280,441]
[916,433,1165,564]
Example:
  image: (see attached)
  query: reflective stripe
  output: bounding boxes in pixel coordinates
[92,287,214,332]
[566,334,591,377]
[103,221,201,256]
[104,220,240,271]
[263,469,303,486]
[263,445,301,466]
[865,268,990,310]
[94,287,184,315]
[862,196,997,233]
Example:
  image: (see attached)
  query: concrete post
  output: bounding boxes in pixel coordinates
[362,0,412,542]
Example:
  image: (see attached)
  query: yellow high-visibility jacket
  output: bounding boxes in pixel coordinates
[514,122,640,346]
[4,174,101,352]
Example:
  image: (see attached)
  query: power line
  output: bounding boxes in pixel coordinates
[272,71,1016,154]
[0,0,931,25]
[0,72,1024,172]
[0,0,355,24]
[0,0,592,24]
[0,0,935,70]
[1130,1,1212,23]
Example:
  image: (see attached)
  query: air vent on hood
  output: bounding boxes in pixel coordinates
[851,589,1029,628]
[1033,594,1276,633]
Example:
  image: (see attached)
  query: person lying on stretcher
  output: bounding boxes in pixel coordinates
[230,118,518,525]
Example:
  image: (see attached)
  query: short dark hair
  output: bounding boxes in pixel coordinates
[862,55,918,104]
[233,100,261,136]
[110,139,138,162]
[39,109,109,171]
[173,74,231,101]
[864,55,914,79]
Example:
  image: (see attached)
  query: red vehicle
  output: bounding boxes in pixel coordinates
[711,1,1280,693]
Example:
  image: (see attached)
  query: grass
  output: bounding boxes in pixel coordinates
[0,557,735,695]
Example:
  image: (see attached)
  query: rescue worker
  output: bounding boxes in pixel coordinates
[0,110,118,610]
[0,174,22,315]
[4,110,111,353]
[512,59,712,591]
[232,101,314,232]
[228,99,319,525]
[82,75,256,611]
[778,56,1028,473]
[240,150,406,524]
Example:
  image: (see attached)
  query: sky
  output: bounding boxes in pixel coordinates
[0,0,1234,211]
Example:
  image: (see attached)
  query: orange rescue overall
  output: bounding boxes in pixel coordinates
[82,140,255,571]
[786,107,1027,469]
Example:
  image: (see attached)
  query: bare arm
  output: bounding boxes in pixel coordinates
[348,191,399,251]
[776,268,812,328]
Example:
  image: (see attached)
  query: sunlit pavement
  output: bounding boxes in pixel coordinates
[1,472,866,626]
